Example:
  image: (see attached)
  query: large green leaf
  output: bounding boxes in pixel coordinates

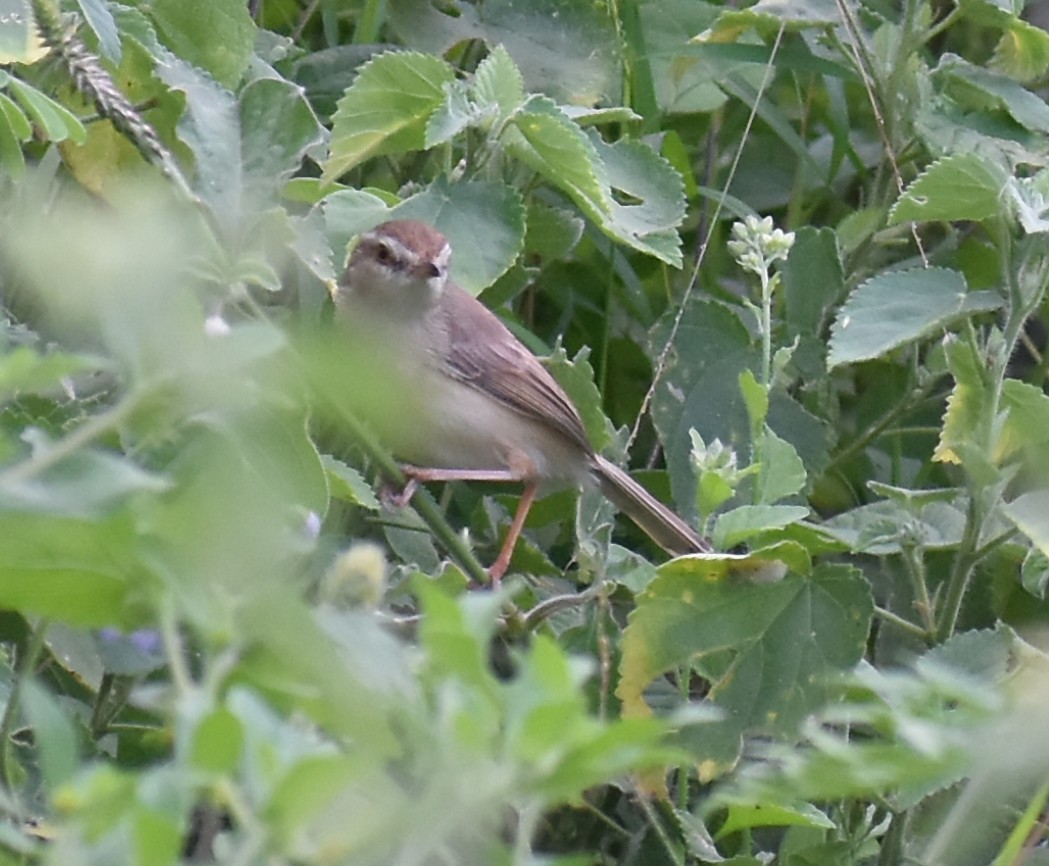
[588,133,686,265]
[618,563,872,775]
[889,153,1009,225]
[387,0,618,105]
[0,512,151,627]
[239,77,325,210]
[325,51,455,180]
[148,0,255,88]
[828,268,1000,368]
[934,54,1049,132]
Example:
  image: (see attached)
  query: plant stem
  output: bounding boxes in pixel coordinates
[936,492,981,642]
[873,605,928,639]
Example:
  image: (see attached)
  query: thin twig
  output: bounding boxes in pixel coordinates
[629,20,788,451]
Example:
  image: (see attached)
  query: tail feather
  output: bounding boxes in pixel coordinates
[590,454,710,556]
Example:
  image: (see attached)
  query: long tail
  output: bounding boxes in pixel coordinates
[590,454,711,556]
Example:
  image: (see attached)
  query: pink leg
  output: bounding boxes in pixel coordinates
[488,481,538,585]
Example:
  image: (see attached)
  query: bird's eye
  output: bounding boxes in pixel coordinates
[375,243,392,263]
[423,263,441,279]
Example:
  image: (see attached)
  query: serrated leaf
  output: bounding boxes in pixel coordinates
[934,334,991,465]
[152,50,242,227]
[387,0,617,106]
[713,504,809,549]
[543,345,612,453]
[889,153,1008,225]
[504,97,611,218]
[828,268,1000,368]
[993,18,1049,82]
[588,133,686,265]
[935,54,1049,133]
[425,80,487,147]
[239,77,325,210]
[618,563,872,772]
[149,0,255,88]
[322,455,380,510]
[325,51,455,180]
[473,44,524,118]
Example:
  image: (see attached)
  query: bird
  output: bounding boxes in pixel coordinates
[329,218,711,582]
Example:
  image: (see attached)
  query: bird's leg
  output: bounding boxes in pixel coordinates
[488,481,538,585]
[383,464,537,585]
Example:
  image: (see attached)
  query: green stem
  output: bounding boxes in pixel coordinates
[935,493,981,642]
[900,542,936,640]
[873,605,928,639]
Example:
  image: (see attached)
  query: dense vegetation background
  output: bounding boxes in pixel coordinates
[1,0,1049,863]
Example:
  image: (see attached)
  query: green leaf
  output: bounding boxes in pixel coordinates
[889,153,1009,225]
[756,426,807,504]
[543,345,613,453]
[1021,547,1049,600]
[934,334,996,470]
[325,51,455,180]
[472,44,524,118]
[322,454,380,510]
[0,445,170,518]
[618,563,872,773]
[76,0,122,63]
[587,133,686,265]
[239,77,325,209]
[696,0,840,42]
[713,504,810,549]
[503,97,610,222]
[389,178,526,294]
[6,78,87,145]
[148,0,255,88]
[739,369,768,430]
[934,54,1049,133]
[783,227,843,338]
[387,0,618,105]
[424,80,487,147]
[820,497,967,554]
[993,18,1049,82]
[0,91,30,176]
[191,707,244,773]
[0,512,147,627]
[717,800,835,837]
[0,347,102,402]
[998,378,1049,462]
[651,299,759,515]
[152,50,241,226]
[1003,490,1049,560]
[828,268,1000,368]
[22,679,79,790]
[0,0,39,64]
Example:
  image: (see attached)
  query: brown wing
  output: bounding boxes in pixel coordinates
[437,283,593,454]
